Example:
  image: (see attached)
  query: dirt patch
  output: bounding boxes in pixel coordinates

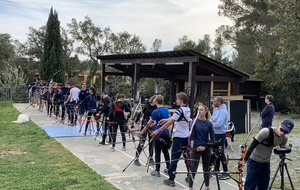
[0,150,27,157]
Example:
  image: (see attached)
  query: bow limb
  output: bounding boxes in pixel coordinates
[237,145,248,190]
[239,118,261,189]
[186,109,200,179]
[242,118,261,148]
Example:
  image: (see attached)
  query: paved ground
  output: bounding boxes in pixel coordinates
[13,103,239,190]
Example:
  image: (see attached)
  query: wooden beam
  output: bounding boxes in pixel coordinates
[166,75,240,82]
[132,63,140,100]
[141,65,171,76]
[99,56,198,64]
[228,82,231,96]
[199,61,235,77]
[103,72,131,77]
[210,74,214,98]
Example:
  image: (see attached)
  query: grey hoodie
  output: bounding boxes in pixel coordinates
[210,104,229,134]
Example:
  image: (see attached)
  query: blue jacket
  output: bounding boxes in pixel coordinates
[81,94,97,111]
[151,107,170,137]
[210,104,229,134]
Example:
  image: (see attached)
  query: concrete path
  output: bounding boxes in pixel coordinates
[13,103,239,190]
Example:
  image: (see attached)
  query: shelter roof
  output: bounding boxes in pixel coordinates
[97,50,249,81]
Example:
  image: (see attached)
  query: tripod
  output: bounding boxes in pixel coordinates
[269,154,294,190]
[122,138,152,173]
[25,103,35,109]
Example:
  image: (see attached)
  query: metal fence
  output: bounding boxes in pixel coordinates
[0,86,29,103]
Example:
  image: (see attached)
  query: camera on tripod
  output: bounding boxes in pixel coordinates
[269,144,295,189]
[273,144,292,155]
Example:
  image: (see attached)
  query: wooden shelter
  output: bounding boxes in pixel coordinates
[97,50,260,112]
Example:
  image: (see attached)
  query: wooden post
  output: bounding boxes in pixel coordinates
[210,74,214,98]
[100,59,105,93]
[228,82,231,96]
[132,63,140,100]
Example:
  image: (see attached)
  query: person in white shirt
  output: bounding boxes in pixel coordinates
[151,92,191,187]
[65,84,80,126]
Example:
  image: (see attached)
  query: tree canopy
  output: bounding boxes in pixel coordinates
[40,8,64,83]
[218,0,300,112]
[3,3,300,112]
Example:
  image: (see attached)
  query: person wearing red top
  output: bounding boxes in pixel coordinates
[109,94,131,152]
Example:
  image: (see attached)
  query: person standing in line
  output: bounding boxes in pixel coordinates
[139,95,170,177]
[80,86,99,136]
[243,119,294,190]
[151,92,191,187]
[78,82,90,127]
[97,91,112,145]
[133,95,157,166]
[39,81,49,112]
[261,95,275,128]
[109,94,131,151]
[189,104,214,190]
[210,96,230,180]
[48,82,58,117]
[65,84,80,126]
[60,83,71,124]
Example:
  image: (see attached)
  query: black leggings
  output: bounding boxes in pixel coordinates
[154,136,170,172]
[111,121,126,148]
[189,148,211,187]
[84,110,99,133]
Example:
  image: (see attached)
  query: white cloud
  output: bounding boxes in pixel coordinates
[0,0,232,51]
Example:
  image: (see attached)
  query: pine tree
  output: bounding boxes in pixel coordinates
[40,7,64,83]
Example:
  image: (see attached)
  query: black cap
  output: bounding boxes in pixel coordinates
[281,120,294,133]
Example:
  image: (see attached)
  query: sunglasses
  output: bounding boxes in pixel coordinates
[279,128,289,135]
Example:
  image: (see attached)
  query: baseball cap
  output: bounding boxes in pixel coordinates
[280,119,294,134]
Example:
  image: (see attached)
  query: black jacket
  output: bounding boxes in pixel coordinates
[109,101,131,122]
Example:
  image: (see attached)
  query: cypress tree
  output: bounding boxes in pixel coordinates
[40,7,64,83]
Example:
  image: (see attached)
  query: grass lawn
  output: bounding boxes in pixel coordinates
[0,102,118,190]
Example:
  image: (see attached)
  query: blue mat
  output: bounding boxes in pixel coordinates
[42,125,96,138]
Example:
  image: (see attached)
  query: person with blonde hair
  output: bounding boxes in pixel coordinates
[189,104,214,190]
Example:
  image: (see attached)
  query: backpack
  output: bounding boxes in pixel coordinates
[176,108,189,122]
[114,102,123,113]
[109,102,124,121]
[261,127,274,147]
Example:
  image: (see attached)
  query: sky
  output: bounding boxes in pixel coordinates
[0,0,233,52]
